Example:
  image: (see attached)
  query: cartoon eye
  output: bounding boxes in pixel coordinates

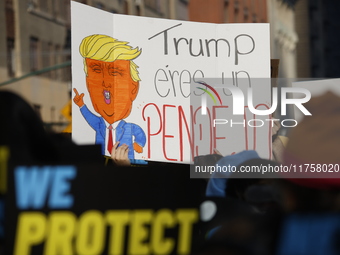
[91,65,102,73]
[109,68,123,76]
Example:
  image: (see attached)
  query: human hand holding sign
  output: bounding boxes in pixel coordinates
[73,88,85,108]
[272,119,280,137]
[111,142,131,166]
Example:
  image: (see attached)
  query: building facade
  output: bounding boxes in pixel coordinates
[295,0,340,78]
[189,0,267,23]
[0,0,72,131]
[189,0,299,79]
[267,0,298,78]
[0,0,188,131]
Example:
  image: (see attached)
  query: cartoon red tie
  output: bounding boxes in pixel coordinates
[107,125,113,154]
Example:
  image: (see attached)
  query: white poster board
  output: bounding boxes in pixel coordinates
[71,2,271,163]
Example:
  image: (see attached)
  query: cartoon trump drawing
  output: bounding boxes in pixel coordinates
[73,34,146,160]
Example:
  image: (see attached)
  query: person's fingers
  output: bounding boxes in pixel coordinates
[117,144,128,159]
[112,145,129,167]
[115,145,123,159]
[272,120,281,135]
[122,144,129,158]
[111,142,120,158]
[110,148,116,159]
[110,144,130,166]
[113,141,120,149]
[80,93,84,100]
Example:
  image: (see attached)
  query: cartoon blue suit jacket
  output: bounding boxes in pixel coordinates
[80,105,146,159]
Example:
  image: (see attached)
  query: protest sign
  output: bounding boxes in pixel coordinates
[5,164,202,255]
[71,2,271,163]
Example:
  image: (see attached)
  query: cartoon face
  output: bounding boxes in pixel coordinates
[85,58,139,124]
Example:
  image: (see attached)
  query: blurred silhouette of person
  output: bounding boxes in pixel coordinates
[0,90,58,164]
[276,91,340,255]
[225,158,281,214]
[281,91,340,210]
[205,150,260,197]
[205,120,285,198]
[0,90,104,165]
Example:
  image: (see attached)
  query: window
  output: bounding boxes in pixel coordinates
[234,9,239,23]
[252,14,257,23]
[63,51,71,82]
[49,42,55,79]
[243,7,249,22]
[5,0,13,9]
[6,0,15,38]
[38,0,49,13]
[55,45,61,80]
[124,0,129,14]
[135,5,141,16]
[30,37,39,72]
[41,41,49,77]
[145,0,161,13]
[7,38,15,77]
[224,0,229,23]
[54,0,64,19]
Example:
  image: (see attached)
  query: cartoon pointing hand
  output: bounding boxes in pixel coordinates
[73,88,85,108]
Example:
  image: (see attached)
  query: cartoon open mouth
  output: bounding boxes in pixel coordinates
[103,90,111,104]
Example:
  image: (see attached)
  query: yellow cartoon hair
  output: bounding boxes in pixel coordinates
[79,34,141,82]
